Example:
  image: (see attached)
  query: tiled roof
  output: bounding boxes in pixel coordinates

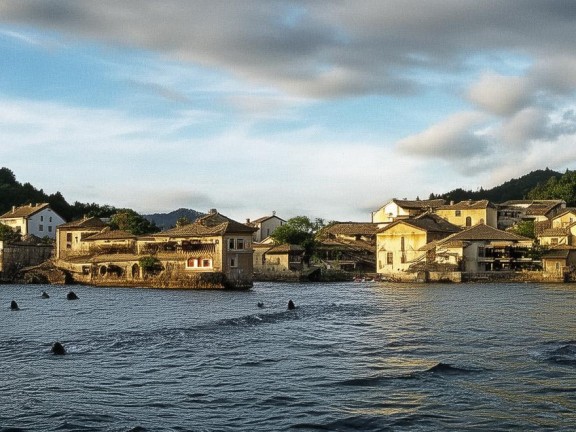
[539,228,568,237]
[551,208,576,220]
[266,244,305,254]
[442,223,530,242]
[157,211,257,238]
[57,217,107,229]
[378,213,461,235]
[321,222,379,236]
[0,203,50,219]
[392,198,445,210]
[83,230,136,241]
[249,214,285,225]
[499,199,565,207]
[437,199,494,210]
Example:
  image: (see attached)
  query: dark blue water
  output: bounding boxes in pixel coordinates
[1,282,576,431]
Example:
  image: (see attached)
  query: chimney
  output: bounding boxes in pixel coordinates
[11,206,15,213]
[209,208,217,214]
[246,218,251,224]
[450,201,454,205]
[272,211,276,216]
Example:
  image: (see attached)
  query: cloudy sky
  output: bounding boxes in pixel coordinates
[1,1,576,222]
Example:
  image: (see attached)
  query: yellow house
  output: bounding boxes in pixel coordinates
[435,200,497,228]
[56,216,108,259]
[376,213,460,278]
[550,208,576,228]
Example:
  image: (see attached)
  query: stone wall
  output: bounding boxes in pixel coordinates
[0,243,53,279]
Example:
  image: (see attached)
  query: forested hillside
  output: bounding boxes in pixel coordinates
[429,168,564,204]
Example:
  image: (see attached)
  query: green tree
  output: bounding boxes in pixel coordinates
[508,220,535,239]
[176,216,191,227]
[271,216,325,256]
[110,209,160,235]
[0,223,20,242]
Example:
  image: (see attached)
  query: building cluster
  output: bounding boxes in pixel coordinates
[1,197,576,286]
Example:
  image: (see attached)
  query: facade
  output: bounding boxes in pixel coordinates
[246,213,285,242]
[423,224,535,273]
[541,248,576,276]
[254,243,305,273]
[0,203,65,239]
[435,200,497,228]
[55,210,257,289]
[371,199,445,225]
[55,216,108,259]
[376,213,460,276]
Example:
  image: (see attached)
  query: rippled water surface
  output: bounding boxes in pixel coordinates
[1,281,576,431]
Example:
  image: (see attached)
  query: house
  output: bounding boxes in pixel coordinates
[56,209,257,289]
[550,208,576,228]
[536,209,576,247]
[376,213,460,278]
[0,203,66,239]
[497,200,566,230]
[315,222,378,272]
[246,212,285,242]
[254,243,305,273]
[422,223,534,273]
[541,248,576,278]
[371,198,445,225]
[435,200,498,228]
[55,216,108,259]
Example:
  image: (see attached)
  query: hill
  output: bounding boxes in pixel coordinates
[143,208,205,230]
[430,168,563,203]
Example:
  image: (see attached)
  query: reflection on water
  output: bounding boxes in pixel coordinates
[1,281,576,431]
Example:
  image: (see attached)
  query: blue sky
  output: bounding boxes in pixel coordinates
[1,1,576,222]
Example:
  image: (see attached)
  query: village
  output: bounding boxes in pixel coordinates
[1,197,576,289]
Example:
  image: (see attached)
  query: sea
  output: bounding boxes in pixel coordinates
[1,281,576,431]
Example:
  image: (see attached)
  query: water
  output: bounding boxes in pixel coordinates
[1,281,576,431]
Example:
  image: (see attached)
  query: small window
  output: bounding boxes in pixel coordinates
[237,239,244,250]
[49,217,52,222]
[40,216,44,221]
[386,252,393,265]
[455,210,461,217]
[39,224,44,231]
[466,216,472,227]
[228,238,235,250]
[48,226,53,232]
[202,259,212,268]
[230,257,237,268]
[66,233,72,242]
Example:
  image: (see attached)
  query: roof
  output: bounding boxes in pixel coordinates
[57,216,107,229]
[83,230,136,241]
[156,211,257,238]
[498,199,565,207]
[391,198,445,210]
[442,223,531,242]
[437,199,494,210]
[266,244,305,254]
[320,222,379,237]
[551,208,576,220]
[0,203,50,219]
[249,214,286,225]
[378,212,461,235]
[539,227,568,237]
[542,248,576,259]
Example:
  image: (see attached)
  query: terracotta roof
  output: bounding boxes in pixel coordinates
[437,199,494,210]
[551,208,576,221]
[442,223,531,242]
[83,230,136,241]
[266,244,305,254]
[57,217,107,229]
[379,213,461,235]
[157,211,257,238]
[0,203,50,219]
[320,222,379,236]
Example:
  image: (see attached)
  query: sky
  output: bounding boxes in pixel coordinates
[1,1,576,223]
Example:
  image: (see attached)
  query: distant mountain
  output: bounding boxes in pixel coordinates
[142,208,205,230]
[430,168,563,203]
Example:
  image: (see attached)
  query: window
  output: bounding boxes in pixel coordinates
[551,238,559,245]
[48,226,52,232]
[228,238,246,250]
[230,257,237,268]
[478,247,485,257]
[466,216,472,227]
[66,233,72,242]
[187,257,213,269]
[237,239,244,250]
[386,252,393,265]
[229,238,235,250]
[38,224,43,231]
[455,210,461,217]
[40,216,44,221]
[49,217,52,222]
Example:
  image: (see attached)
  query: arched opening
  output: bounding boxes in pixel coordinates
[132,263,140,278]
[465,216,472,227]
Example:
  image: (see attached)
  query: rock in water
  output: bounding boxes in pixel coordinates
[287,299,295,310]
[51,342,66,355]
[67,291,79,300]
[10,300,19,311]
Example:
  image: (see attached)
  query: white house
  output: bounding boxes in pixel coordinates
[246,212,286,242]
[371,198,445,225]
[0,203,66,239]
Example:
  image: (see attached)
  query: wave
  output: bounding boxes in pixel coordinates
[544,342,576,365]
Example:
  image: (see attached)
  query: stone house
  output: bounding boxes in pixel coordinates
[541,248,576,277]
[424,223,535,273]
[315,222,378,272]
[435,200,498,228]
[254,243,305,273]
[246,212,285,242]
[371,198,445,225]
[55,216,108,259]
[55,210,257,289]
[376,213,460,277]
[0,203,65,239]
